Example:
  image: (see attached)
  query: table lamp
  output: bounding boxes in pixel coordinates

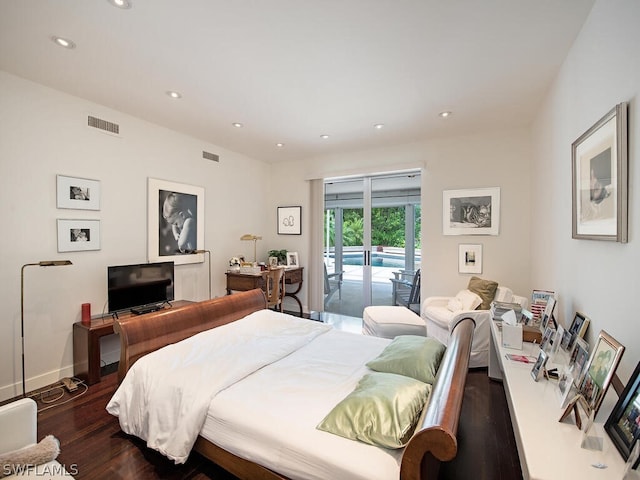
[240,234,262,263]
[21,260,72,397]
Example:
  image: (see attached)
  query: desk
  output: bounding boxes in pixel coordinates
[489,320,625,479]
[226,267,304,316]
[73,300,193,385]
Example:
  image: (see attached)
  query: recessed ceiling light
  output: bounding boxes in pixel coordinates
[108,0,132,9]
[374,124,384,129]
[51,36,76,49]
[232,122,243,128]
[166,91,182,99]
[320,134,330,139]
[439,111,452,118]
[276,143,285,148]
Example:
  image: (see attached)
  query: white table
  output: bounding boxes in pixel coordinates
[489,319,626,480]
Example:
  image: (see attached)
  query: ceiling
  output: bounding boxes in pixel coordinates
[0,0,595,164]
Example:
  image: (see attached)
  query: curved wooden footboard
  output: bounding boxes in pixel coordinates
[401,317,475,480]
[114,291,475,480]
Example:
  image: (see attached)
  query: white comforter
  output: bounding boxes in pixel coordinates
[106,309,331,463]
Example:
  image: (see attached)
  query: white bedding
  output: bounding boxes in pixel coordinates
[202,328,402,480]
[106,309,331,463]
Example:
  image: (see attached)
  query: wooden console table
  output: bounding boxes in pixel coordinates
[488,320,625,479]
[73,300,193,385]
[226,266,304,316]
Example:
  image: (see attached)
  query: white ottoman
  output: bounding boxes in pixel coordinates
[362,305,426,339]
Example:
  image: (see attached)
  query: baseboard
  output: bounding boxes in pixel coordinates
[0,365,75,403]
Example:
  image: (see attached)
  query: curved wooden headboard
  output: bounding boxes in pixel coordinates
[114,289,267,382]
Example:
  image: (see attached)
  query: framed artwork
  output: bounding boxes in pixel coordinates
[577,330,625,415]
[278,206,302,235]
[442,187,500,235]
[572,102,628,242]
[605,361,640,468]
[286,251,299,267]
[57,219,100,252]
[148,178,205,265]
[458,244,482,274]
[531,350,548,382]
[56,175,100,210]
[268,256,279,268]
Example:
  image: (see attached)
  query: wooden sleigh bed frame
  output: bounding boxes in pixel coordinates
[114,289,475,480]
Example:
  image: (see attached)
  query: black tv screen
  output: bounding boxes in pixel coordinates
[107,262,174,313]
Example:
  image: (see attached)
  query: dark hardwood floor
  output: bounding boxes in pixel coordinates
[10,365,522,480]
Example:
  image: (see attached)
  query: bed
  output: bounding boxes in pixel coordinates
[107,289,475,480]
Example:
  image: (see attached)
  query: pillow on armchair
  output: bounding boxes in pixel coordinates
[447,289,482,312]
[467,276,498,310]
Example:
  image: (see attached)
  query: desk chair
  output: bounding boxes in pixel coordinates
[265,267,285,312]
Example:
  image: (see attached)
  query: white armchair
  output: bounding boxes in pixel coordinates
[421,286,528,368]
[0,398,72,479]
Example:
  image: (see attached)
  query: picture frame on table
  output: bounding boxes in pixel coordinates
[458,244,482,274]
[531,350,549,382]
[541,296,557,331]
[277,206,302,235]
[57,219,101,252]
[557,368,576,408]
[572,102,628,243]
[148,178,205,265]
[569,337,590,388]
[539,326,555,353]
[268,256,279,268]
[442,187,500,235]
[577,330,625,416]
[605,361,640,468]
[56,174,101,210]
[561,311,590,351]
[286,251,299,267]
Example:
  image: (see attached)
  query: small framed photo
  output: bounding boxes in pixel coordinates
[562,312,590,351]
[558,368,575,408]
[458,244,482,274]
[569,337,590,388]
[577,330,625,415]
[286,251,299,267]
[278,206,302,235]
[268,256,279,268]
[57,219,100,252]
[539,326,555,352]
[443,187,500,235]
[531,350,548,382]
[541,296,557,331]
[605,361,640,468]
[57,175,100,210]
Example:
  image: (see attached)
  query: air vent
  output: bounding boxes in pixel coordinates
[202,151,219,162]
[87,115,119,135]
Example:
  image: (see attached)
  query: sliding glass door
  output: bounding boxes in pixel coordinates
[324,172,421,317]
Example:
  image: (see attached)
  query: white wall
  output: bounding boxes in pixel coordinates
[530,0,640,382]
[0,71,271,400]
[270,127,532,307]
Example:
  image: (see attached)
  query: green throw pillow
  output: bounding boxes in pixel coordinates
[317,372,430,449]
[366,335,446,385]
[467,276,498,310]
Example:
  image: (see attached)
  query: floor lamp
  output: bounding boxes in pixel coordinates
[21,260,72,397]
[191,249,211,299]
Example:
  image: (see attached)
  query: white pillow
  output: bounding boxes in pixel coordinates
[454,289,482,311]
[446,297,463,312]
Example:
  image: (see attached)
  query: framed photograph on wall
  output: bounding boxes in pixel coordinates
[148,178,205,265]
[56,175,100,210]
[458,244,482,274]
[57,219,100,252]
[605,361,640,468]
[572,102,628,242]
[278,206,301,235]
[577,330,624,415]
[443,187,500,235]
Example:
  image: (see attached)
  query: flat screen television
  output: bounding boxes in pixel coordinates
[107,261,174,314]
